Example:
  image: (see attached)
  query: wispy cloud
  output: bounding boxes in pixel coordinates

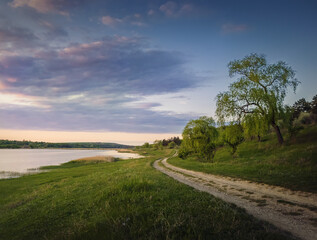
[159,1,194,17]
[10,0,68,15]
[0,26,38,50]
[221,23,248,34]
[0,92,49,109]
[39,20,68,39]
[101,14,146,27]
[9,0,87,15]
[101,16,123,27]
[147,9,155,16]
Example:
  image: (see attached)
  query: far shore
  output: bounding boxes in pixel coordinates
[0,148,136,151]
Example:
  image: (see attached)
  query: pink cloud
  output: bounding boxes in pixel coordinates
[101,16,123,27]
[0,81,7,90]
[9,0,68,15]
[159,1,178,17]
[179,4,193,14]
[60,41,103,56]
[159,1,194,17]
[134,13,141,18]
[7,77,17,83]
[222,23,248,33]
[148,9,155,16]
[136,102,161,109]
[101,15,146,27]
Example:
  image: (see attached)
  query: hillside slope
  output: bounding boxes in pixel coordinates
[168,125,317,192]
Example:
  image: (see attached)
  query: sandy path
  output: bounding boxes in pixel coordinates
[153,158,317,240]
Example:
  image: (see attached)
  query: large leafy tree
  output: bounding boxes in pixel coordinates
[179,116,218,162]
[216,54,299,144]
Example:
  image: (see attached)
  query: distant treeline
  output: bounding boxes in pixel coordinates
[0,140,133,149]
[140,136,182,149]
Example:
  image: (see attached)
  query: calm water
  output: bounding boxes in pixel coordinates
[0,149,141,178]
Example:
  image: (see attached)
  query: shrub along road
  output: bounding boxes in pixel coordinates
[153,157,317,240]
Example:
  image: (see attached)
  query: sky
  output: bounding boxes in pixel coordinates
[0,0,316,145]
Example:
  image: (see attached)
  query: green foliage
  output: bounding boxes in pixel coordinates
[279,105,303,139]
[222,124,244,154]
[179,116,218,162]
[142,142,151,148]
[162,137,182,146]
[292,98,311,118]
[153,140,163,150]
[242,113,268,141]
[311,94,317,114]
[167,141,176,149]
[216,53,299,144]
[295,112,314,125]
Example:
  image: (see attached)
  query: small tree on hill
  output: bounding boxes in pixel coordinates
[179,116,218,162]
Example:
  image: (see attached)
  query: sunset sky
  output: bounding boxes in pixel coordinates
[0,0,316,145]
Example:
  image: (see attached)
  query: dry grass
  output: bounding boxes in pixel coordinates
[117,148,136,153]
[71,155,117,163]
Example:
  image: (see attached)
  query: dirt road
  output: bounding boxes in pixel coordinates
[153,158,317,240]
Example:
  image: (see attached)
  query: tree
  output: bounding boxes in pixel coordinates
[292,98,311,119]
[222,123,244,155]
[242,112,269,141]
[216,53,299,144]
[153,140,163,150]
[280,105,303,138]
[142,142,150,148]
[179,116,218,162]
[161,137,182,146]
[167,141,176,149]
[311,94,317,114]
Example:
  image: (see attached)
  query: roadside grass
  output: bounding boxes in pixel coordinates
[168,125,317,192]
[0,149,291,239]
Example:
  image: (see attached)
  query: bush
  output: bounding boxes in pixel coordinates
[294,112,314,125]
[142,142,150,148]
[167,141,176,149]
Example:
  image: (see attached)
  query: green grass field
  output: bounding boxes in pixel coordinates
[0,148,291,240]
[168,125,317,193]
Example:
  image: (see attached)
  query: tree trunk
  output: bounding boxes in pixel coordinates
[257,135,261,142]
[271,122,284,144]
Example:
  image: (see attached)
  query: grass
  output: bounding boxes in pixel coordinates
[0,148,291,239]
[69,155,118,163]
[168,125,317,193]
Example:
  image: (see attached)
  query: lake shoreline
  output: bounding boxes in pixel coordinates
[0,147,134,150]
[0,149,141,179]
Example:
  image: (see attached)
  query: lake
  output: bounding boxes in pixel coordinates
[0,149,141,179]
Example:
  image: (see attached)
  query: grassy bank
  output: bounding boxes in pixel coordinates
[0,148,291,239]
[168,125,317,193]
